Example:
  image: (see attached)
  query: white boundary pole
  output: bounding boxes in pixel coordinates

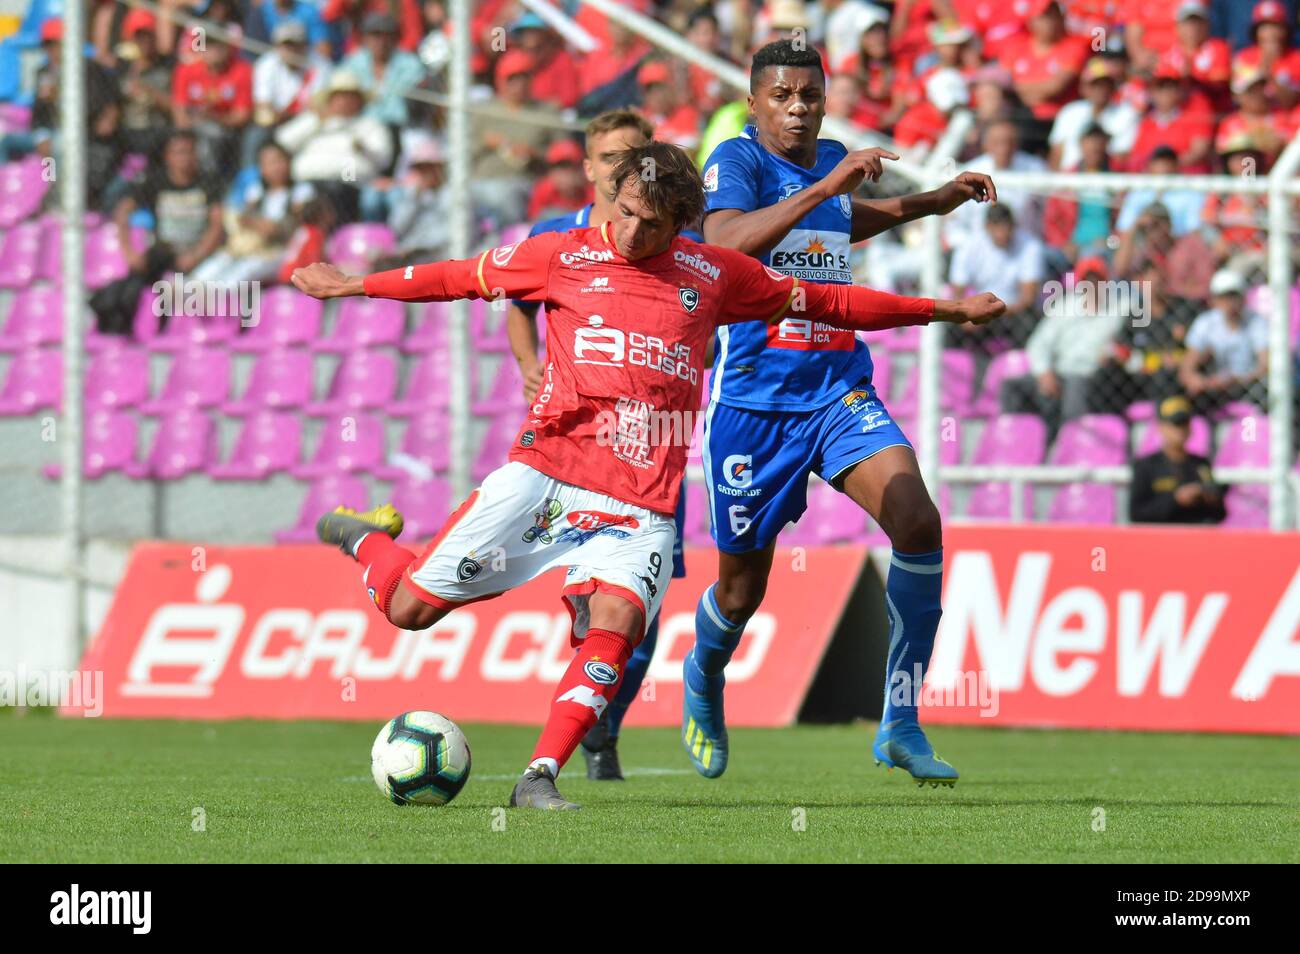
[1266,138,1300,530]
[61,0,88,652]
[447,0,472,503]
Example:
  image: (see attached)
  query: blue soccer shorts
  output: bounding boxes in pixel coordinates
[701,378,911,553]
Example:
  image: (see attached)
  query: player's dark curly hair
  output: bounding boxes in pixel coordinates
[606,142,705,232]
[750,39,824,92]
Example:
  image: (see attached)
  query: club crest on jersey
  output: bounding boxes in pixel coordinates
[679,287,699,312]
[842,388,869,409]
[839,193,852,217]
[491,243,519,267]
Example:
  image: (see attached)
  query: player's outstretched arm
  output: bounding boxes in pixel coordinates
[291,262,367,299]
[793,281,1006,332]
[850,172,997,242]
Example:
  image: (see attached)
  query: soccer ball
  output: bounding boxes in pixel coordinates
[370,711,472,806]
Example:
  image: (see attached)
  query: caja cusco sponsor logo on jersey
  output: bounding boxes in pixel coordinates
[572,316,698,383]
[560,244,616,266]
[673,249,720,282]
[769,229,852,282]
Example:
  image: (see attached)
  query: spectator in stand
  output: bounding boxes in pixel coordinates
[1213,0,1297,51]
[951,0,1036,62]
[1233,0,1300,109]
[1216,65,1290,168]
[471,50,557,226]
[894,68,970,153]
[254,0,332,59]
[965,65,1041,159]
[826,73,878,131]
[819,0,890,71]
[171,24,254,177]
[323,0,424,54]
[1043,123,1114,263]
[1125,0,1186,74]
[527,139,593,221]
[340,12,427,127]
[946,119,1047,248]
[1115,146,1207,237]
[1127,62,1215,173]
[1092,256,1199,411]
[917,19,975,84]
[508,12,582,111]
[1163,2,1233,114]
[578,15,651,97]
[684,6,729,115]
[637,60,702,152]
[1048,57,1141,170]
[251,21,331,167]
[115,9,175,158]
[1203,132,1268,280]
[417,0,450,73]
[278,194,339,283]
[949,203,1045,348]
[999,0,1092,130]
[93,130,225,335]
[1180,269,1269,414]
[375,140,457,267]
[1000,255,1126,432]
[842,18,910,132]
[1115,199,1218,300]
[1129,395,1226,524]
[193,140,315,288]
[276,69,395,220]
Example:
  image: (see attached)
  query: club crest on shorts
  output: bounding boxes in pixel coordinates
[584,660,620,685]
[679,287,699,313]
[522,497,563,544]
[456,556,482,582]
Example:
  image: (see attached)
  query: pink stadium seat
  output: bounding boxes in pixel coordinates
[86,287,161,351]
[325,223,396,273]
[374,410,450,480]
[1213,400,1264,423]
[472,359,526,416]
[0,348,60,414]
[231,287,323,351]
[34,215,62,283]
[223,348,315,415]
[472,417,519,481]
[0,158,50,229]
[498,223,531,246]
[882,323,921,351]
[0,285,61,350]
[390,350,473,414]
[807,481,868,544]
[403,301,451,353]
[867,344,891,401]
[148,312,242,352]
[1215,419,1270,528]
[390,475,453,539]
[891,350,975,418]
[140,346,231,413]
[965,413,1048,520]
[83,224,144,290]
[306,350,398,415]
[43,409,139,479]
[1135,416,1211,457]
[1126,401,1155,422]
[275,474,371,543]
[0,221,42,288]
[1047,482,1115,525]
[127,409,215,479]
[1049,414,1128,466]
[292,412,386,477]
[85,346,149,409]
[971,348,1030,417]
[470,299,511,352]
[210,411,303,480]
[682,479,711,547]
[314,296,405,352]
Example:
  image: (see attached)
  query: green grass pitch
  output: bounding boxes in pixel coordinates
[1,714,1296,863]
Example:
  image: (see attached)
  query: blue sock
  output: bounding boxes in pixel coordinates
[605,615,659,739]
[686,583,745,693]
[881,548,944,727]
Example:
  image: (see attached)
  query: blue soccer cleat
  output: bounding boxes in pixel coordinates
[681,649,729,778]
[873,719,959,788]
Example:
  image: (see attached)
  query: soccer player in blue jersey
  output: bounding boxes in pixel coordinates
[504,110,695,781]
[681,40,998,787]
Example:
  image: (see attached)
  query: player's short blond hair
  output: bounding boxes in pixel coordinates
[584,110,655,150]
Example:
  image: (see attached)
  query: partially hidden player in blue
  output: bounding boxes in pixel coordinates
[504,109,696,781]
[682,40,998,787]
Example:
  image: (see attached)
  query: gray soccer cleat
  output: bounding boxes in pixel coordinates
[508,766,581,810]
[315,504,404,555]
[580,713,625,781]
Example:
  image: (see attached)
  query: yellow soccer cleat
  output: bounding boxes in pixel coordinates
[316,503,405,554]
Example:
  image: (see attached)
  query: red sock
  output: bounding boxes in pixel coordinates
[530,628,633,772]
[356,532,417,620]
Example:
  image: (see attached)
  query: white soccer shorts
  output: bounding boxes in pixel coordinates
[403,461,676,641]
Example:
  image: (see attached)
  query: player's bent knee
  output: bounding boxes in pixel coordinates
[714,573,768,622]
[388,583,447,631]
[886,500,943,553]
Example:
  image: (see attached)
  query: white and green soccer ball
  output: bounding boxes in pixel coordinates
[371,711,472,806]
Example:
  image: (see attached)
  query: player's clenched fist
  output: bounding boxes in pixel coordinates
[291,262,364,300]
[820,147,900,195]
[933,292,1006,326]
[932,172,997,214]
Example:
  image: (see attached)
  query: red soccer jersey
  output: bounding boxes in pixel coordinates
[172,58,253,115]
[363,225,934,513]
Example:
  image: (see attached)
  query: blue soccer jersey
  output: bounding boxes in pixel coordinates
[702,125,875,411]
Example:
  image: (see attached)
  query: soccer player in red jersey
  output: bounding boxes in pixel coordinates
[292,143,1005,810]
